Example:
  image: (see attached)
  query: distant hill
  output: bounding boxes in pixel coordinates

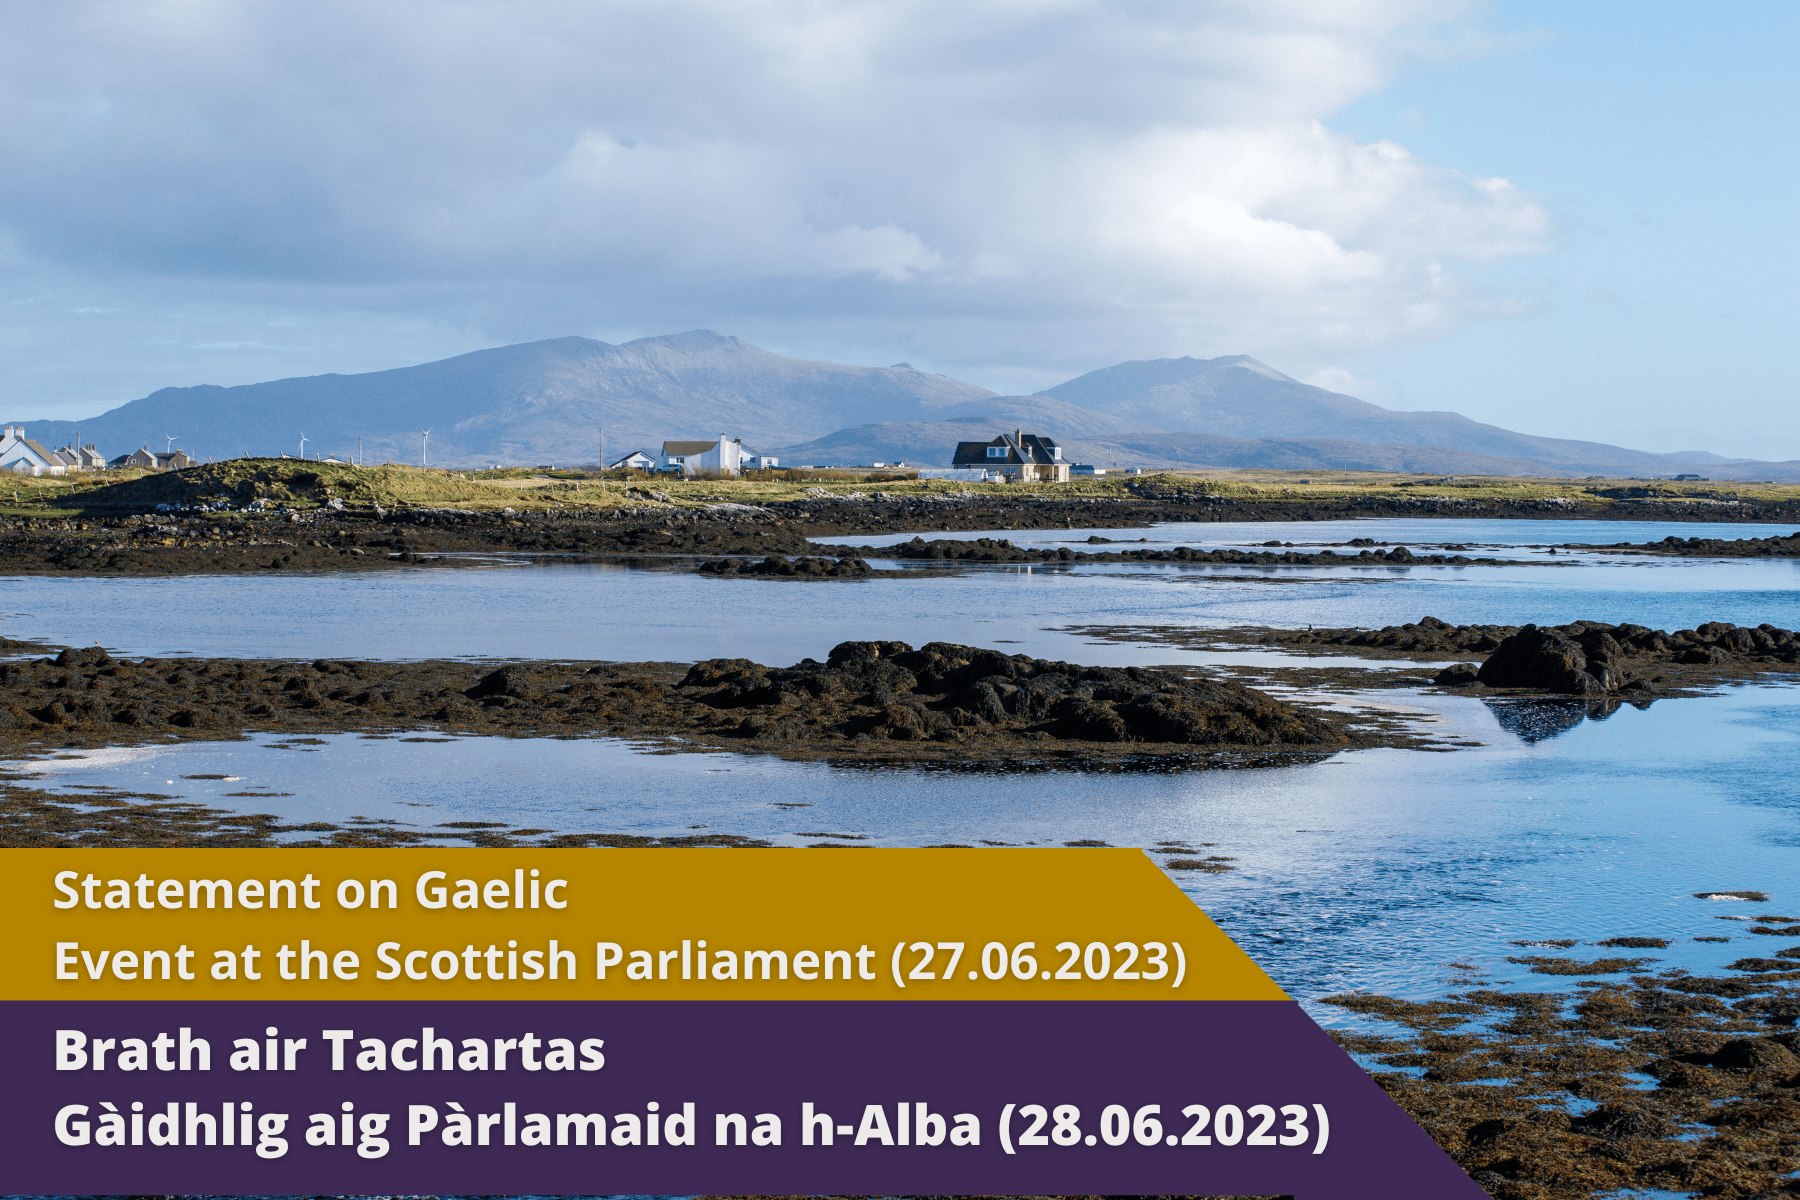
[7,333,1797,478]
[772,422,1545,476]
[1043,355,1785,479]
[5,332,995,468]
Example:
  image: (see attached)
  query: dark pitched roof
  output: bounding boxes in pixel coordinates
[662,440,718,456]
[950,431,1060,467]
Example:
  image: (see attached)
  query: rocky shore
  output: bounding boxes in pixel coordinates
[696,554,874,578]
[0,638,1381,848]
[0,639,1352,766]
[1074,617,1800,700]
[815,533,1534,568]
[1329,909,1800,1199]
[1585,530,1800,558]
[2,490,1795,577]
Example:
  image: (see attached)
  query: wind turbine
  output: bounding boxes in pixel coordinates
[299,432,309,460]
[422,429,432,468]
[164,434,180,454]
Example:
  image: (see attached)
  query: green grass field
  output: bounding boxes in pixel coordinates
[3,458,1794,517]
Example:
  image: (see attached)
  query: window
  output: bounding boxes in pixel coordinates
[1051,446,1062,459]
[987,446,1006,458]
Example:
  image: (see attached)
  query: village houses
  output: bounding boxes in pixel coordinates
[0,426,108,475]
[108,447,194,471]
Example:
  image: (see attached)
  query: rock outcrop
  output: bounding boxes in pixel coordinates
[1472,621,1800,695]
[0,639,1346,761]
[680,640,1344,747]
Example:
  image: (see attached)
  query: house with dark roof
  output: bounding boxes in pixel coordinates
[950,430,1070,483]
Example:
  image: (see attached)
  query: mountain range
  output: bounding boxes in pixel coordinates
[9,331,1796,480]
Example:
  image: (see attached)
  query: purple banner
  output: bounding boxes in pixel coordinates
[0,999,1480,1197]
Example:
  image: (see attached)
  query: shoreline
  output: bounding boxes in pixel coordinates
[0,497,1795,578]
[5,619,1798,852]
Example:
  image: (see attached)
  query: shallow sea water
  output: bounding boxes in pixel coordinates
[832,515,1800,555]
[14,685,1798,1026]
[3,518,1796,1030]
[2,518,1800,664]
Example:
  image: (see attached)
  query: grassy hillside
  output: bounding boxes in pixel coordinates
[5,459,1797,517]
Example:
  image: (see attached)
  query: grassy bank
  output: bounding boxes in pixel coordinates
[6,458,1799,517]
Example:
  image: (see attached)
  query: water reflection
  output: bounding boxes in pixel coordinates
[1482,696,1657,743]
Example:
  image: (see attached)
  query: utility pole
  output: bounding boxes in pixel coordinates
[357,436,363,467]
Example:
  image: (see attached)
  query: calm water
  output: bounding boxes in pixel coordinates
[14,685,1798,1022]
[3,517,1797,1028]
[833,516,1800,556]
[3,519,1800,664]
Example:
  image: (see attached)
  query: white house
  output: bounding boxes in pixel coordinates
[659,436,779,476]
[609,450,656,471]
[0,426,64,475]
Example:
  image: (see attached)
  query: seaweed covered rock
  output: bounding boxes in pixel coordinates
[832,537,1507,568]
[1473,619,1800,694]
[1477,625,1601,694]
[1709,1037,1800,1074]
[1620,530,1800,558]
[1434,663,1482,686]
[697,555,873,579]
[1265,616,1513,656]
[677,640,1344,748]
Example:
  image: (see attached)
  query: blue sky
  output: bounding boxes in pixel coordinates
[0,2,1793,461]
[1329,2,1798,458]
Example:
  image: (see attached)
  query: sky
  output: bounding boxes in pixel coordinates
[0,1,1793,460]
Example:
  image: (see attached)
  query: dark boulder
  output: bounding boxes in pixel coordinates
[1477,625,1611,694]
[465,664,536,701]
[1710,1037,1800,1073]
[1050,697,1130,742]
[827,641,914,668]
[53,646,114,669]
[1434,663,1481,686]
[1571,1104,1671,1141]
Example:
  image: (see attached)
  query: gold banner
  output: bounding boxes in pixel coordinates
[4,847,1286,1001]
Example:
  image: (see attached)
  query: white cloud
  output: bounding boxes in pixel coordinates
[0,0,1550,406]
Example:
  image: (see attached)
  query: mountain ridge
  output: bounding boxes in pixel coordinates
[6,333,1793,479]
